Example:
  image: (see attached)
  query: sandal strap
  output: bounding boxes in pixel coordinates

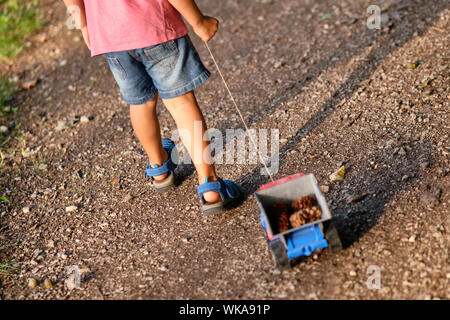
[162,138,175,153]
[197,178,239,204]
[144,139,177,180]
[144,159,174,179]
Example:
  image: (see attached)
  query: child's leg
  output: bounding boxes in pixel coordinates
[162,90,221,204]
[129,94,168,182]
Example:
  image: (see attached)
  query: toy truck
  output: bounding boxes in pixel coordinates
[255,173,343,270]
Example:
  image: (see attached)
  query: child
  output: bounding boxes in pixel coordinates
[63,0,240,215]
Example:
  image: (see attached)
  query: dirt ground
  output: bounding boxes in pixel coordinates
[0,0,448,299]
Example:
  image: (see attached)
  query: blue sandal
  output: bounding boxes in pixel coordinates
[144,139,178,192]
[197,178,241,215]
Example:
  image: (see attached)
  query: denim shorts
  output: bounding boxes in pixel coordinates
[104,35,210,104]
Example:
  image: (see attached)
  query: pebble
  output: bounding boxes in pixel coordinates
[22,79,37,90]
[398,147,407,155]
[22,206,31,214]
[80,116,90,123]
[55,119,75,131]
[47,240,55,248]
[43,279,53,289]
[0,126,8,133]
[65,205,78,213]
[346,192,369,204]
[124,194,134,202]
[320,185,329,193]
[28,278,38,289]
[274,61,284,69]
[408,235,416,242]
[111,179,120,186]
[349,270,357,277]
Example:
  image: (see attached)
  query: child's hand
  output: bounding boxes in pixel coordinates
[193,16,219,42]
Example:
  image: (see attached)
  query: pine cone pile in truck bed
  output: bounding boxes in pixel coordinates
[270,196,323,233]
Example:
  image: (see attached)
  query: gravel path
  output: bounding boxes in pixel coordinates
[0,0,448,299]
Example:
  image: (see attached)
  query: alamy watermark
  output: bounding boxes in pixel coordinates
[65,265,81,290]
[66,5,81,30]
[366,265,381,289]
[169,121,280,176]
[367,5,382,30]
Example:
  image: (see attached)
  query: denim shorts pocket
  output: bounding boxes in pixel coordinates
[106,56,127,81]
[144,40,179,69]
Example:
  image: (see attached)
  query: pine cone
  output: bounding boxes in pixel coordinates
[289,206,323,228]
[271,201,291,233]
[291,196,316,211]
[289,211,307,228]
[308,206,322,221]
[278,212,290,233]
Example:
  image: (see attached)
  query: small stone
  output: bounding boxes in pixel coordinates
[38,163,48,170]
[398,147,407,155]
[65,205,78,213]
[43,279,53,289]
[349,270,357,277]
[47,240,55,248]
[28,278,38,289]
[158,265,168,271]
[346,193,369,204]
[320,185,329,193]
[59,59,67,67]
[22,206,31,214]
[401,175,409,182]
[22,79,37,90]
[408,235,416,242]
[55,120,73,132]
[124,194,133,202]
[274,61,284,69]
[0,125,8,133]
[80,116,90,123]
[232,25,240,33]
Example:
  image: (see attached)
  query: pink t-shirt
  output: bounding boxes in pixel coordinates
[83,0,189,56]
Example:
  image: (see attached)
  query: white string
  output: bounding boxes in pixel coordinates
[205,42,275,182]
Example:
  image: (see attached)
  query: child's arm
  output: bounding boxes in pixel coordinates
[63,0,90,49]
[168,0,219,42]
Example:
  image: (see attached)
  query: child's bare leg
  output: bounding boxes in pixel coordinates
[129,94,168,182]
[162,91,221,203]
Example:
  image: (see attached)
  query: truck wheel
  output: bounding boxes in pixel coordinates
[269,238,289,271]
[324,221,343,253]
